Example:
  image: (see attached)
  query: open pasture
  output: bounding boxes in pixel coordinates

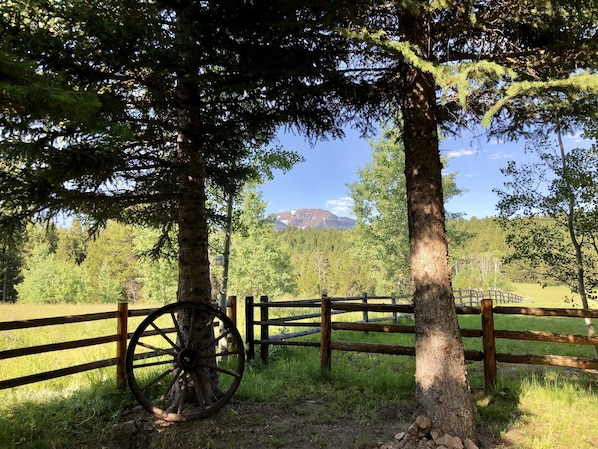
[1,285,597,448]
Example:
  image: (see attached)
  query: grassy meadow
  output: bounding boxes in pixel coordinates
[0,284,597,448]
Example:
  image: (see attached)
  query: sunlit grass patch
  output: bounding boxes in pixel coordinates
[0,374,135,449]
[505,369,598,449]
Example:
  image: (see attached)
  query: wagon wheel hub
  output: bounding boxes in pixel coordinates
[177,347,198,370]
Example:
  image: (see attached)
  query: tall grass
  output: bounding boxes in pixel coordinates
[1,286,597,448]
[0,303,156,449]
[511,282,579,308]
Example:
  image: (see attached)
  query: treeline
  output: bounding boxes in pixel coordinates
[1,215,522,304]
[3,220,177,304]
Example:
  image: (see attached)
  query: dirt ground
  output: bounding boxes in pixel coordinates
[95,398,510,449]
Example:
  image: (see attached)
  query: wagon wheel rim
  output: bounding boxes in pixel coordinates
[126,301,245,422]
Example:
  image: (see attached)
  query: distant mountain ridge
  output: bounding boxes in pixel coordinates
[271,208,355,230]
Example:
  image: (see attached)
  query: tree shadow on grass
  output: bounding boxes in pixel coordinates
[0,382,136,449]
[468,362,598,448]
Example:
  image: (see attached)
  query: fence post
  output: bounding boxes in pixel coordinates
[481,298,497,389]
[260,295,269,365]
[116,301,128,390]
[391,292,397,323]
[361,291,369,320]
[245,296,255,362]
[320,293,332,372]
[228,295,237,328]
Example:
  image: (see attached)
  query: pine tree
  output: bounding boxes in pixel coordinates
[341,0,598,438]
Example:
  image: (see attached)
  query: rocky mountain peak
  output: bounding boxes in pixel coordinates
[271,208,355,230]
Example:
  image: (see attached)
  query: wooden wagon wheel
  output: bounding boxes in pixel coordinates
[126,301,244,422]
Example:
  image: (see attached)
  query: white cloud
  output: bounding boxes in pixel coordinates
[488,138,506,145]
[489,151,513,160]
[326,196,354,216]
[444,149,477,158]
[564,131,591,144]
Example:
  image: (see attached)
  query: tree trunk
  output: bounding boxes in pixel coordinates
[175,4,212,305]
[176,140,212,304]
[399,4,476,440]
[556,128,598,357]
[1,248,7,303]
[161,3,217,413]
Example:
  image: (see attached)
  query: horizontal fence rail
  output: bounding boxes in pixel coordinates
[319,297,598,388]
[245,292,414,363]
[1,299,239,391]
[245,290,597,388]
[0,303,153,390]
[246,289,523,365]
[5,288,595,392]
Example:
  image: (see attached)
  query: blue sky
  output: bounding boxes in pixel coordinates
[261,127,588,219]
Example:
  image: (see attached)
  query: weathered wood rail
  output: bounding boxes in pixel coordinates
[0,298,239,391]
[7,289,587,393]
[245,292,414,362]
[0,303,155,390]
[320,297,598,388]
[246,288,524,364]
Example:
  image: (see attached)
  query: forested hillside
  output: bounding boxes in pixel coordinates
[2,216,516,303]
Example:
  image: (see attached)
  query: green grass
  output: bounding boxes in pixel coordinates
[510,282,580,308]
[1,288,598,448]
[0,303,155,449]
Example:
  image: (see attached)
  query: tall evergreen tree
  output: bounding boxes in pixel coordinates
[0,0,367,415]
[0,223,24,302]
[0,0,365,305]
[341,0,598,438]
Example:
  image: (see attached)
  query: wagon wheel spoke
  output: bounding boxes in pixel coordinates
[158,367,183,402]
[199,327,230,352]
[189,369,210,409]
[126,302,245,422]
[150,319,181,352]
[199,361,243,379]
[140,366,177,393]
[134,340,177,358]
[171,311,186,348]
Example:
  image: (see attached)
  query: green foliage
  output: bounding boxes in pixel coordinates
[0,221,25,302]
[0,0,360,230]
[277,227,376,297]
[347,123,466,294]
[496,134,598,304]
[133,227,178,305]
[227,188,297,299]
[348,124,411,294]
[12,213,523,304]
[17,239,92,304]
[82,221,139,303]
[448,217,512,289]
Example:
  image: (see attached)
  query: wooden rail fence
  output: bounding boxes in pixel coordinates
[0,299,239,391]
[0,303,155,390]
[245,289,524,364]
[244,292,412,363]
[319,297,598,388]
[5,290,593,392]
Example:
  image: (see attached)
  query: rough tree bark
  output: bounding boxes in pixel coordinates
[399,3,477,441]
[170,2,217,411]
[175,4,212,306]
